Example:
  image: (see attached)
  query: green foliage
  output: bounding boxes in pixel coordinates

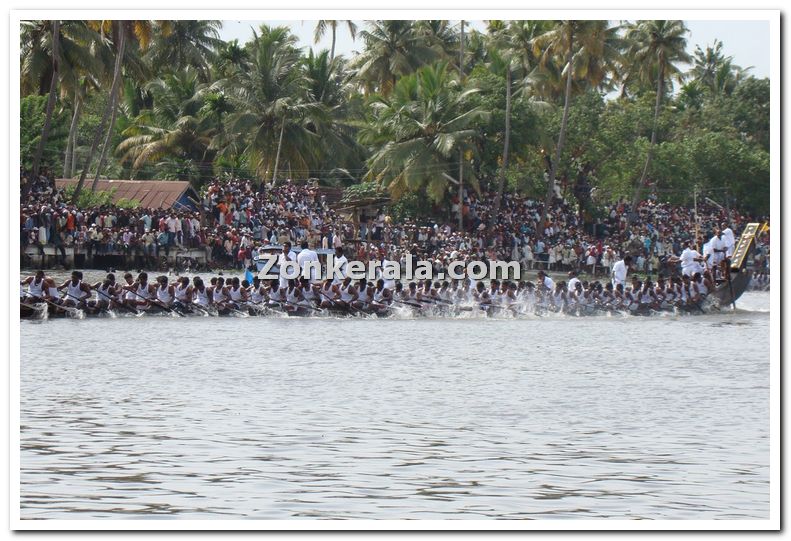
[362,62,488,204]
[20,94,68,174]
[387,192,437,223]
[61,185,140,208]
[340,181,389,204]
[20,19,770,219]
[466,67,547,184]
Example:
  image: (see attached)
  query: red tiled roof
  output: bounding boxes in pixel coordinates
[55,179,197,209]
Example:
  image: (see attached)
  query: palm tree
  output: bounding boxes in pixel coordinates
[483,20,550,215]
[313,20,357,61]
[62,27,111,178]
[690,40,752,96]
[303,49,365,173]
[213,39,249,79]
[89,21,132,192]
[360,62,488,203]
[624,20,691,215]
[72,20,160,201]
[531,20,622,228]
[116,67,216,181]
[20,20,105,178]
[484,21,515,217]
[29,20,59,180]
[353,20,439,96]
[416,20,460,64]
[63,76,93,178]
[146,20,222,82]
[220,25,321,183]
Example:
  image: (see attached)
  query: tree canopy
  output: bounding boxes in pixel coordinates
[20,19,771,215]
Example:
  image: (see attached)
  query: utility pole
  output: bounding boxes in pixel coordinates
[457,20,465,231]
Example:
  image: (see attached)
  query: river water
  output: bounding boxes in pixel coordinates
[19,287,771,520]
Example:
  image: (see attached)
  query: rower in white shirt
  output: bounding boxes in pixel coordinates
[567,270,581,292]
[536,270,555,293]
[331,246,348,285]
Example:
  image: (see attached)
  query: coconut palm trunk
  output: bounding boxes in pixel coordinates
[630,62,665,218]
[31,20,59,180]
[493,65,512,217]
[63,93,81,178]
[91,90,120,191]
[330,23,337,61]
[457,19,465,231]
[542,36,574,232]
[72,25,126,203]
[271,116,286,185]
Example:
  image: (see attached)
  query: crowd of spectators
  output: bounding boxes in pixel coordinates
[20,167,768,280]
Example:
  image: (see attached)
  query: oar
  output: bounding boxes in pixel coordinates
[20,301,47,313]
[218,302,250,317]
[89,285,134,315]
[63,292,112,316]
[690,299,707,314]
[245,300,272,315]
[481,301,533,317]
[282,299,325,314]
[33,295,81,316]
[126,287,184,317]
[114,299,143,316]
[63,292,90,308]
[189,303,213,316]
[420,295,453,305]
[393,299,424,309]
[319,290,355,313]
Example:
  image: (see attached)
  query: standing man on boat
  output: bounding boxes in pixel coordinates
[709,230,727,266]
[278,241,297,290]
[678,242,704,277]
[296,240,319,283]
[611,255,632,288]
[721,222,736,258]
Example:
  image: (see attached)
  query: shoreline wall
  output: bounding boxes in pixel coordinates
[21,246,209,271]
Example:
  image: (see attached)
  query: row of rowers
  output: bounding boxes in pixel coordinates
[21,268,716,314]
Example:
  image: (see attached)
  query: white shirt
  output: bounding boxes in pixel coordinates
[721,227,735,256]
[377,259,397,290]
[333,255,349,284]
[680,248,703,275]
[278,250,297,287]
[296,248,320,282]
[702,241,713,266]
[612,260,628,286]
[567,277,581,292]
[538,275,555,291]
[709,236,726,262]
